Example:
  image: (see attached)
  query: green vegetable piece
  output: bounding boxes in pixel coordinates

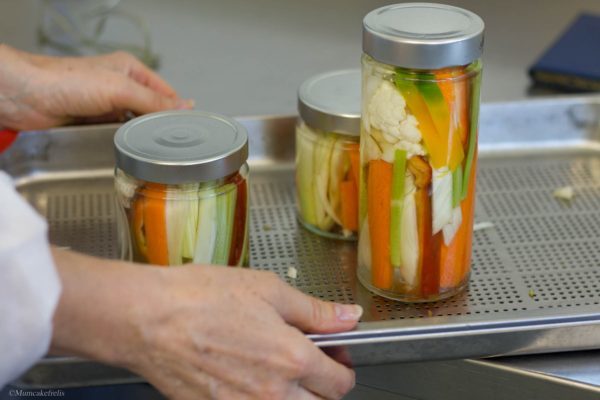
[390,149,407,268]
[452,165,463,208]
[193,189,217,265]
[462,63,482,200]
[181,184,200,261]
[212,184,237,265]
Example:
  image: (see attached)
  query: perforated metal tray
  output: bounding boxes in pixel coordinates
[2,95,600,388]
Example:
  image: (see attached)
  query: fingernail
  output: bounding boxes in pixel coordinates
[335,304,363,322]
[176,99,195,110]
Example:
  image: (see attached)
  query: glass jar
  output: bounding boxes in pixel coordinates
[296,69,361,240]
[114,110,249,267]
[358,3,484,301]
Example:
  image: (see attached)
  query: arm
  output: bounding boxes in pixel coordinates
[51,249,361,400]
[0,44,193,130]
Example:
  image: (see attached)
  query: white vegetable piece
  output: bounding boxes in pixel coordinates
[287,266,298,279]
[166,192,188,265]
[368,80,408,136]
[442,206,463,245]
[366,81,426,161]
[553,185,574,201]
[193,192,218,264]
[432,167,453,234]
[358,216,372,271]
[400,175,419,287]
[473,221,495,231]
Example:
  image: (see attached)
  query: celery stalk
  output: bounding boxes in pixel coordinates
[212,185,237,265]
[400,175,419,287]
[390,149,407,267]
[461,69,482,200]
[432,167,453,234]
[193,188,217,264]
[296,124,318,225]
[452,165,463,208]
[181,184,200,261]
[166,189,187,265]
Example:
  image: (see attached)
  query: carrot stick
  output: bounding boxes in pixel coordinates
[228,175,248,266]
[141,183,169,266]
[348,143,360,186]
[460,151,478,281]
[440,150,478,288]
[436,68,470,145]
[340,179,358,232]
[368,159,393,289]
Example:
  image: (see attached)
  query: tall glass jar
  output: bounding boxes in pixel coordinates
[114,110,249,267]
[296,70,361,240]
[358,3,484,301]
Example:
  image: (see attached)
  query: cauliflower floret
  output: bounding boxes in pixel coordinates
[366,81,425,161]
[398,115,422,144]
[368,80,408,137]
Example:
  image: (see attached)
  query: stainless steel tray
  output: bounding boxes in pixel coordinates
[2,95,600,389]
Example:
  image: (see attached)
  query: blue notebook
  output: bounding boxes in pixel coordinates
[529,13,600,92]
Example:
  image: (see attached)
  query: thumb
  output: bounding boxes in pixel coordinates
[268,281,363,334]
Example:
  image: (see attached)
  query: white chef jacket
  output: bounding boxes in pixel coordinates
[0,171,61,387]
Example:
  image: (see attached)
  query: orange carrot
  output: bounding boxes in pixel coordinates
[439,148,478,288]
[460,149,478,280]
[348,143,360,186]
[368,160,393,289]
[141,183,169,266]
[415,186,440,297]
[436,68,470,146]
[340,179,358,232]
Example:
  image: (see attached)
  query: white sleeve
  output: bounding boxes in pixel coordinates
[0,171,62,388]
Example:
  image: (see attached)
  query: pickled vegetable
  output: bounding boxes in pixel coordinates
[358,55,482,301]
[118,171,248,267]
[296,123,360,239]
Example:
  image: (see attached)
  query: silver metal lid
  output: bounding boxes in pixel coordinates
[298,69,361,136]
[363,3,484,69]
[114,110,248,184]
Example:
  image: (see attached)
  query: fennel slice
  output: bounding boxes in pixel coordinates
[193,190,218,265]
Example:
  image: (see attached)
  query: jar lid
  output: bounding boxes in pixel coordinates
[363,3,484,70]
[114,110,248,184]
[298,69,361,136]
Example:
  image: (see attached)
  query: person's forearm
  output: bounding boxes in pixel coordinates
[49,249,151,368]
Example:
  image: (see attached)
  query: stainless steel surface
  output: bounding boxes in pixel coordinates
[3,95,600,388]
[363,3,484,69]
[114,110,248,184]
[491,350,600,388]
[298,69,361,135]
[353,357,600,400]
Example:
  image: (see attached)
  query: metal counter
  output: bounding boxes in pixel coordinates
[1,96,599,396]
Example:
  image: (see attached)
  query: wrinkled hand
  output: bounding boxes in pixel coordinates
[0,45,193,130]
[51,250,362,400]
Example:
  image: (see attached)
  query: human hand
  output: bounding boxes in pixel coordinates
[51,250,362,400]
[0,45,193,130]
